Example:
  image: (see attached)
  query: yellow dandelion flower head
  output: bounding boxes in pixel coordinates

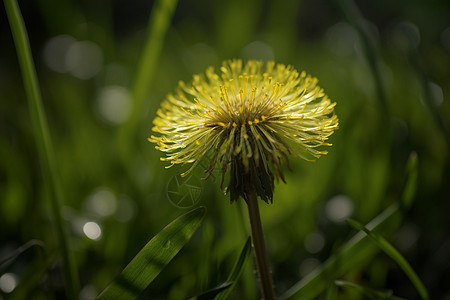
[150,59,338,203]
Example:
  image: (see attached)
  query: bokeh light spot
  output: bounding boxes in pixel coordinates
[83,221,102,240]
[43,35,76,73]
[96,85,132,124]
[86,188,117,218]
[428,82,444,107]
[0,273,18,293]
[325,195,354,222]
[391,21,421,51]
[66,40,103,79]
[441,27,450,53]
[325,22,358,57]
[115,196,136,223]
[304,232,325,254]
[241,41,274,61]
[299,258,320,278]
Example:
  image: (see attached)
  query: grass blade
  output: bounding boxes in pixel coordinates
[335,280,406,300]
[280,203,402,300]
[280,152,419,300]
[97,206,206,300]
[401,152,418,208]
[346,219,429,300]
[118,0,178,160]
[0,240,45,271]
[215,237,252,300]
[3,0,79,298]
[189,282,233,300]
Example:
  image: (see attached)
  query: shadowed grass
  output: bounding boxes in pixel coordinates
[346,219,429,300]
[117,0,178,162]
[3,0,79,298]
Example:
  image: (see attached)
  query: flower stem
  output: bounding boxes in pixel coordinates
[246,187,276,299]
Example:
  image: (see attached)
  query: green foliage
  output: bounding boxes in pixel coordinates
[346,219,429,300]
[334,280,405,300]
[215,237,252,300]
[97,206,206,299]
[1,0,449,299]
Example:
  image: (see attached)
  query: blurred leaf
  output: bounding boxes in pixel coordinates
[118,0,178,162]
[324,281,338,300]
[189,282,233,300]
[346,219,429,300]
[280,203,402,300]
[0,240,45,271]
[280,149,421,300]
[215,237,252,300]
[334,280,406,300]
[401,152,418,208]
[8,251,56,300]
[96,206,206,300]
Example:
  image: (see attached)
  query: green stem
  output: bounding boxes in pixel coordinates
[246,187,276,300]
[3,0,79,298]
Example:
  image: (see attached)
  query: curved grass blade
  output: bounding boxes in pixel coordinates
[215,237,252,300]
[335,280,406,300]
[97,206,206,300]
[4,0,79,298]
[0,240,45,271]
[189,282,233,300]
[280,152,419,300]
[346,219,429,300]
[280,203,401,300]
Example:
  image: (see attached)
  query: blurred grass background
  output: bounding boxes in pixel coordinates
[1,0,449,299]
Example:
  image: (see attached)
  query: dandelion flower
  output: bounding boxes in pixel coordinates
[150,59,338,203]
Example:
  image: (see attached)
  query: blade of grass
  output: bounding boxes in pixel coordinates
[3,0,79,298]
[334,280,406,300]
[96,206,206,300]
[401,152,418,209]
[118,0,178,161]
[280,203,402,300]
[189,282,233,300]
[215,237,253,300]
[346,219,429,300]
[0,240,45,271]
[280,152,419,300]
[324,281,338,300]
[9,249,57,299]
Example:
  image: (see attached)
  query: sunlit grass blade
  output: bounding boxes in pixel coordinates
[346,219,429,300]
[96,206,206,300]
[280,203,402,300]
[334,280,406,300]
[118,0,178,160]
[215,237,252,300]
[3,0,79,298]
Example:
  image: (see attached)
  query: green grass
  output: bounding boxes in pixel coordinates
[3,0,79,298]
[1,0,449,299]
